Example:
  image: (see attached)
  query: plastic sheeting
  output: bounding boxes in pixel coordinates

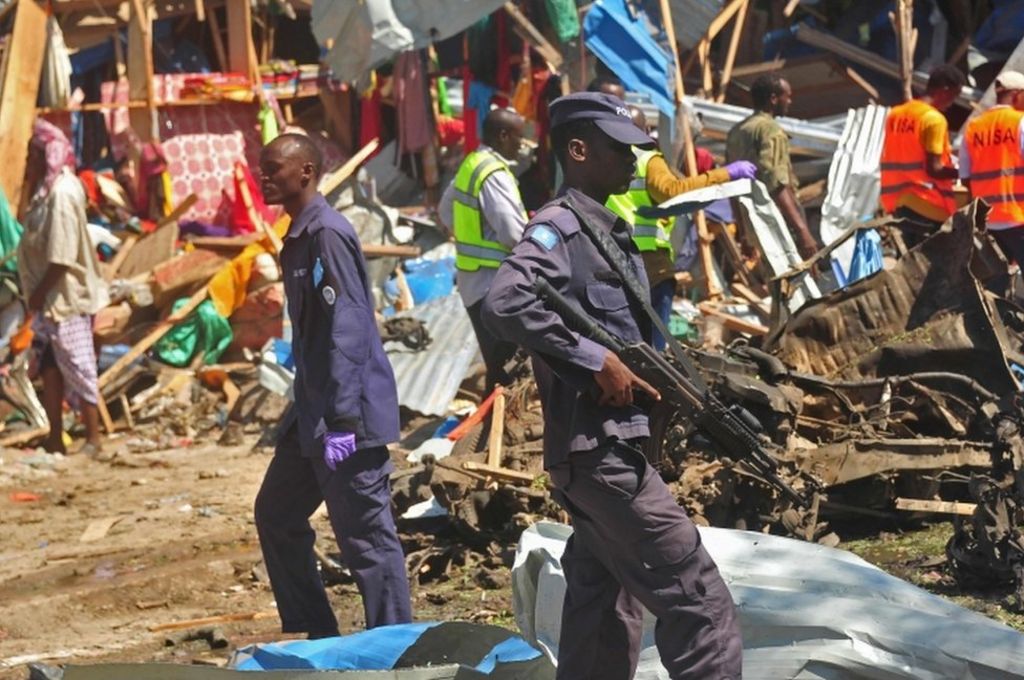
[735,180,821,311]
[313,0,509,83]
[582,0,675,116]
[818,104,889,280]
[513,522,1024,680]
[230,622,553,677]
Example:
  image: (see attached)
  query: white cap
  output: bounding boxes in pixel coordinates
[995,71,1024,91]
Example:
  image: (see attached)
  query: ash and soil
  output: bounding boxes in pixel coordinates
[0,428,1020,679]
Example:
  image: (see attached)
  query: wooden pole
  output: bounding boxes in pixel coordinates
[657,0,724,300]
[716,0,750,103]
[207,5,228,73]
[486,387,505,468]
[318,137,380,195]
[0,0,48,210]
[890,0,916,102]
[128,0,156,143]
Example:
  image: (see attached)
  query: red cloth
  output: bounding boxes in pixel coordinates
[229,161,275,234]
[462,66,479,152]
[136,141,168,214]
[394,50,432,154]
[695,147,715,174]
[436,115,465,147]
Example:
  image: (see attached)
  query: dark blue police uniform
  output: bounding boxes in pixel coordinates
[254,194,411,635]
[483,186,743,679]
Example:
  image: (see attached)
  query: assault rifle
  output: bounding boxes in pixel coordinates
[532,277,817,508]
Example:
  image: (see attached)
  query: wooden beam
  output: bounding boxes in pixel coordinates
[234,165,282,254]
[895,497,976,516]
[716,0,749,102]
[706,0,749,42]
[486,387,505,468]
[98,284,211,390]
[890,0,916,102]
[226,0,257,82]
[128,0,156,143]
[697,301,768,335]
[318,137,380,195]
[462,461,535,484]
[658,0,723,300]
[504,2,563,71]
[206,4,228,72]
[0,0,48,210]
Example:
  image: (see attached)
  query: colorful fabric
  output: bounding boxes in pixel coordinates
[0,187,23,274]
[32,119,76,195]
[33,314,98,408]
[208,214,291,319]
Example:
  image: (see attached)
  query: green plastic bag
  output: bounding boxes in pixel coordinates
[259,102,280,145]
[154,298,233,367]
[545,0,580,42]
[0,186,23,273]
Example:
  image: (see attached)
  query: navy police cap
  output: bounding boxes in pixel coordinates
[549,92,655,148]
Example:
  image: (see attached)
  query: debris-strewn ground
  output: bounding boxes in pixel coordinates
[0,434,1020,680]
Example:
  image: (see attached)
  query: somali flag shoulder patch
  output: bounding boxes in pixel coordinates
[528,224,559,251]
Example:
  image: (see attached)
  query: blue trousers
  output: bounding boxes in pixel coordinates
[649,278,676,351]
[254,424,412,634]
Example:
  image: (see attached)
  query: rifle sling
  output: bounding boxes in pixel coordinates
[563,198,708,393]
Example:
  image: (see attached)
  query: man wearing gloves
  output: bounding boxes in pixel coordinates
[606,106,756,349]
[254,133,411,638]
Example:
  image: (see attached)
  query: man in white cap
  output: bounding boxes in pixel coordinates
[961,71,1024,264]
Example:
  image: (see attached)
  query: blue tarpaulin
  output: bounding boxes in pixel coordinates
[583,0,675,116]
[231,622,552,677]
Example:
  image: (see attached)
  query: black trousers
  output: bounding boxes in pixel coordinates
[893,206,944,249]
[466,297,518,392]
[548,440,743,680]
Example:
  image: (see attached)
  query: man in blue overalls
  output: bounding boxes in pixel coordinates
[254,133,411,638]
[483,94,742,679]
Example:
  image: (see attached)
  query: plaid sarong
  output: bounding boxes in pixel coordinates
[33,314,99,408]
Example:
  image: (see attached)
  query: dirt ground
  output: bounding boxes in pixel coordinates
[1,433,1021,679]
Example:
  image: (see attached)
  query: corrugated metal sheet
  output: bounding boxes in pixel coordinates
[668,0,724,51]
[819,104,890,276]
[386,292,479,417]
[685,97,843,158]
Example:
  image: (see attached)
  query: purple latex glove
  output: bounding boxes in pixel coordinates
[323,432,357,471]
[725,160,758,181]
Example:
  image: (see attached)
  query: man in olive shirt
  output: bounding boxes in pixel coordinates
[726,74,818,259]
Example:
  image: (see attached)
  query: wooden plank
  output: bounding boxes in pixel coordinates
[462,461,535,484]
[731,281,770,318]
[103,235,138,282]
[707,0,749,42]
[362,244,421,258]
[0,426,49,449]
[206,3,228,72]
[504,2,563,71]
[226,0,256,81]
[148,610,278,632]
[318,138,380,195]
[96,395,116,435]
[697,301,768,335]
[658,0,723,300]
[98,284,211,390]
[128,0,156,143]
[119,393,135,430]
[117,222,179,279]
[0,0,48,210]
[185,233,262,249]
[716,0,749,102]
[486,387,505,468]
[79,516,124,543]
[895,497,976,516]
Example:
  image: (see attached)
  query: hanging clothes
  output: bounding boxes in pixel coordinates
[40,16,72,108]
[545,0,581,42]
[360,74,383,150]
[394,50,432,154]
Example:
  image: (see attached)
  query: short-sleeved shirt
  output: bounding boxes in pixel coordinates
[898,105,953,223]
[725,112,798,194]
[18,169,109,322]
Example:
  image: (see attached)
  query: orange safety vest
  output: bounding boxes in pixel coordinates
[879,99,957,217]
[964,106,1024,225]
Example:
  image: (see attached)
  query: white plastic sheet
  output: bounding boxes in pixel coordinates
[513,522,1024,679]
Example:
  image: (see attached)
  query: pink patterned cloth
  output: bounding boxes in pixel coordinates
[31,119,76,194]
[33,314,99,409]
